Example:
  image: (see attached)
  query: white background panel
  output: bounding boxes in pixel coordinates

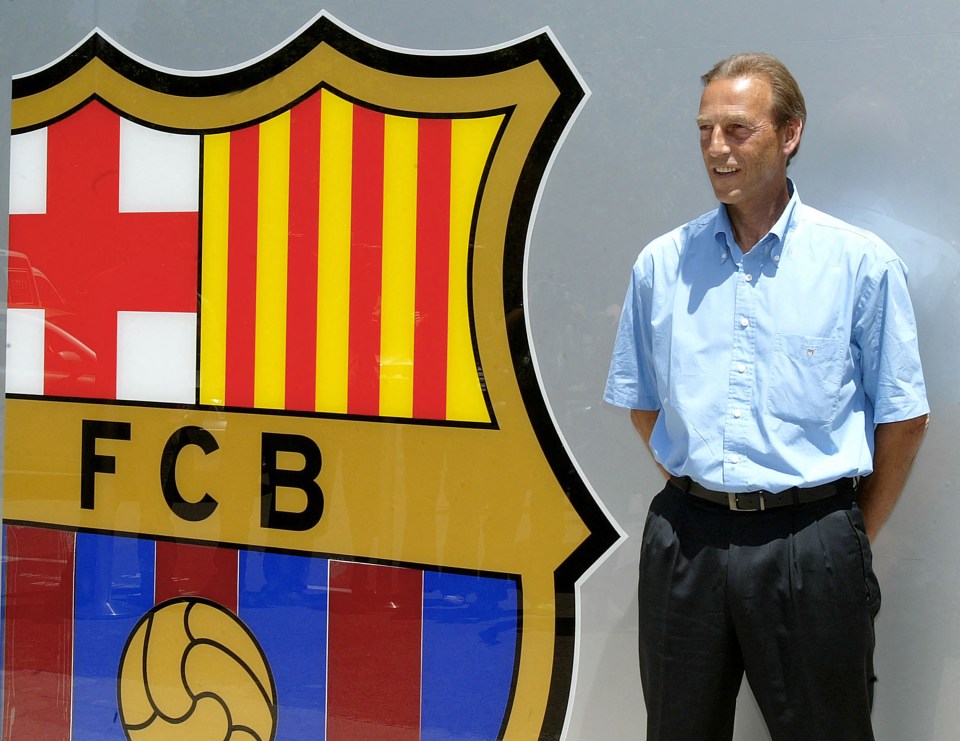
[9,128,46,214]
[116,311,196,403]
[5,308,45,395]
[118,118,199,213]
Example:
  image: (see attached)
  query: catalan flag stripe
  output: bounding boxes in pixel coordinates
[254,111,292,410]
[199,133,230,407]
[413,118,452,420]
[447,116,502,422]
[285,93,322,412]
[199,94,497,423]
[224,126,259,408]
[380,115,418,418]
[348,106,385,417]
[316,90,353,414]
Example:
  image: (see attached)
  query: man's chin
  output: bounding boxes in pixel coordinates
[712,187,742,205]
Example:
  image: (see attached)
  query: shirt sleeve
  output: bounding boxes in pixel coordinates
[603,259,661,410]
[853,255,929,424]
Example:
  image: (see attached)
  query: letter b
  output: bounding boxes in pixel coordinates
[261,433,324,531]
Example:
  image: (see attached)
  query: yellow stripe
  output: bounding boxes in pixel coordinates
[316,90,353,414]
[254,113,291,409]
[199,133,230,406]
[379,115,418,418]
[447,116,503,422]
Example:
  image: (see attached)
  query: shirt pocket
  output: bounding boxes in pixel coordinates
[767,333,845,426]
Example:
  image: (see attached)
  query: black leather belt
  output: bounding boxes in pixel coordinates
[669,476,854,512]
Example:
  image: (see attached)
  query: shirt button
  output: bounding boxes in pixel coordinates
[740,317,750,328]
[745,273,753,282]
[773,254,780,262]
[730,454,741,463]
[733,409,742,418]
[738,363,746,373]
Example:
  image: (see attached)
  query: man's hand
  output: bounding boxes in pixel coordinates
[857,414,929,541]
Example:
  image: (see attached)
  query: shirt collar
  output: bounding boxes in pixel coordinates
[714,179,801,264]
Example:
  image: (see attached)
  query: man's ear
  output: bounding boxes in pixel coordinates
[782,118,803,158]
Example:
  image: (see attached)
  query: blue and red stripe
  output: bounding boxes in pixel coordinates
[1,526,518,740]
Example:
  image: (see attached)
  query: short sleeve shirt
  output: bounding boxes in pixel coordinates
[603,184,929,493]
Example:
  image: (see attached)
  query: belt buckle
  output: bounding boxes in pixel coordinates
[727,491,766,511]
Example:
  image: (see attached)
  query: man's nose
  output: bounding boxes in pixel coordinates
[707,127,730,156]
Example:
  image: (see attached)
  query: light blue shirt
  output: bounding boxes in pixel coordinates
[604,184,929,493]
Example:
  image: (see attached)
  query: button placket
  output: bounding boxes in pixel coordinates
[724,260,757,486]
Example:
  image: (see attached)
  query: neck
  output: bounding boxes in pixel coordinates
[727,184,791,253]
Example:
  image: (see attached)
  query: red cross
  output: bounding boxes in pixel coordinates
[8,101,198,399]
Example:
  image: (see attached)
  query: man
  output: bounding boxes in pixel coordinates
[604,52,929,741]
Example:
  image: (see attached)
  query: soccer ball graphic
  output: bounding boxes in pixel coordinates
[118,597,277,740]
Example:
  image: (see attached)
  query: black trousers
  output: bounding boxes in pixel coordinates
[639,480,881,741]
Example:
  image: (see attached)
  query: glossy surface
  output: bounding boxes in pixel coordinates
[1,17,616,740]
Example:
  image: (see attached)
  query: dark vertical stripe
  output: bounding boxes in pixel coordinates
[225,125,260,408]
[2,526,75,740]
[285,94,323,412]
[73,533,155,740]
[421,572,519,741]
[413,118,452,420]
[348,106,385,416]
[239,551,328,740]
[154,542,238,612]
[327,561,422,741]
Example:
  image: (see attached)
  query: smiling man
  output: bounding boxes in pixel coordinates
[604,52,929,740]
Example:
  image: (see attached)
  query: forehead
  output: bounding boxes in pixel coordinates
[697,76,775,122]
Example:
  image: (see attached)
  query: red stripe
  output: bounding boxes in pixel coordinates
[42,103,120,400]
[2,526,75,740]
[347,107,385,417]
[413,118,452,420]
[285,94,322,411]
[327,561,422,740]
[224,126,260,408]
[154,542,239,612]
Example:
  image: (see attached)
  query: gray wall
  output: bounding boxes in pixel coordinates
[2,2,958,739]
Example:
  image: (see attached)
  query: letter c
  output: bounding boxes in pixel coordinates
[159,426,220,522]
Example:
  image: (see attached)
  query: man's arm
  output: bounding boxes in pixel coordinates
[630,409,670,480]
[857,414,929,541]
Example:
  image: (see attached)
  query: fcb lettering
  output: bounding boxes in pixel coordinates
[80,420,326,530]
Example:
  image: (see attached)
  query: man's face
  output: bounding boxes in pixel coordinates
[696,76,800,210]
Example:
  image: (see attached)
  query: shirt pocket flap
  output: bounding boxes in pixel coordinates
[774,333,844,365]
[767,334,846,425]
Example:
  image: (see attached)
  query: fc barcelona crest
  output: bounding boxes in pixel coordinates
[3,13,619,740]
